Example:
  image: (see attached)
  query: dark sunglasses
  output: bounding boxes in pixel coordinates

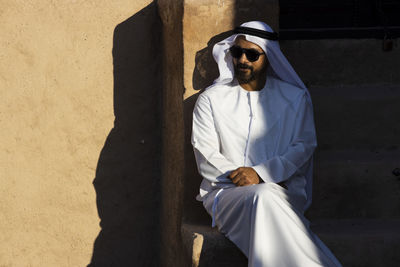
[229,45,265,62]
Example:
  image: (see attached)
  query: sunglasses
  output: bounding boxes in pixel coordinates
[229,45,265,62]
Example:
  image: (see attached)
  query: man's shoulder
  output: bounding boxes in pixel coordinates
[199,82,235,100]
[270,77,306,102]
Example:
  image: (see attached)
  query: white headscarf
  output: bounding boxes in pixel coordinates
[212,21,307,91]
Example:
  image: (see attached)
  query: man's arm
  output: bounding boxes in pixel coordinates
[192,94,238,184]
[252,93,317,184]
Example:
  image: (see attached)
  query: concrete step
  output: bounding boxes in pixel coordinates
[182,223,247,267]
[182,219,400,267]
[312,219,400,267]
[308,84,400,150]
[308,149,400,219]
[281,39,400,87]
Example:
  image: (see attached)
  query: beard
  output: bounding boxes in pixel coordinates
[234,63,256,84]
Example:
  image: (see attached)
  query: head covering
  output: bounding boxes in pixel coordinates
[212,21,306,90]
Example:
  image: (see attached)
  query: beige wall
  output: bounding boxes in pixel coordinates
[183,0,235,99]
[0,1,153,266]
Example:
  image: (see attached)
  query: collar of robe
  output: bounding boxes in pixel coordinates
[233,26,279,40]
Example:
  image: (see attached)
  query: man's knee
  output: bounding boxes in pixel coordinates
[250,183,276,203]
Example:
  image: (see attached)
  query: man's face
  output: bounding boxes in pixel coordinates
[232,36,269,84]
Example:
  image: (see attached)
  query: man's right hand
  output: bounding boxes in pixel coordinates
[229,167,261,186]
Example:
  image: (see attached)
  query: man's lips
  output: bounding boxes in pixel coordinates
[237,63,252,71]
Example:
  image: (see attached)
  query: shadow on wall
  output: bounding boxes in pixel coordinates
[88,3,163,267]
[183,30,232,224]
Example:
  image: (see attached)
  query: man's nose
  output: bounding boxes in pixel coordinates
[238,53,248,63]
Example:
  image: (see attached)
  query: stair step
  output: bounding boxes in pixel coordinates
[182,220,400,267]
[309,149,400,219]
[281,39,400,86]
[309,84,400,149]
[182,223,247,267]
[312,219,400,267]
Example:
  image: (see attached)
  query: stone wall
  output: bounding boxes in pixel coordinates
[0,1,163,266]
[158,0,185,266]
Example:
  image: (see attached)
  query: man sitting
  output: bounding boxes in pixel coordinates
[192,21,342,267]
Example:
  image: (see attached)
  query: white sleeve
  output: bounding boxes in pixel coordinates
[252,93,317,183]
[191,94,238,184]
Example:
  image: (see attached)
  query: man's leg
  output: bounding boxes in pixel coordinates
[203,183,341,267]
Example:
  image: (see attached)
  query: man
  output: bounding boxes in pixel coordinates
[191,21,342,267]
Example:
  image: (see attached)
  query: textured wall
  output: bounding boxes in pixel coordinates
[158,1,185,266]
[0,1,157,266]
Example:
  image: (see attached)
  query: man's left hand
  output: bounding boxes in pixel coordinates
[229,167,261,186]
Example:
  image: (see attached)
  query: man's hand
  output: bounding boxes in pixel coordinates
[229,167,261,186]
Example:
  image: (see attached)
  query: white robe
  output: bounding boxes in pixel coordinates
[192,77,342,267]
